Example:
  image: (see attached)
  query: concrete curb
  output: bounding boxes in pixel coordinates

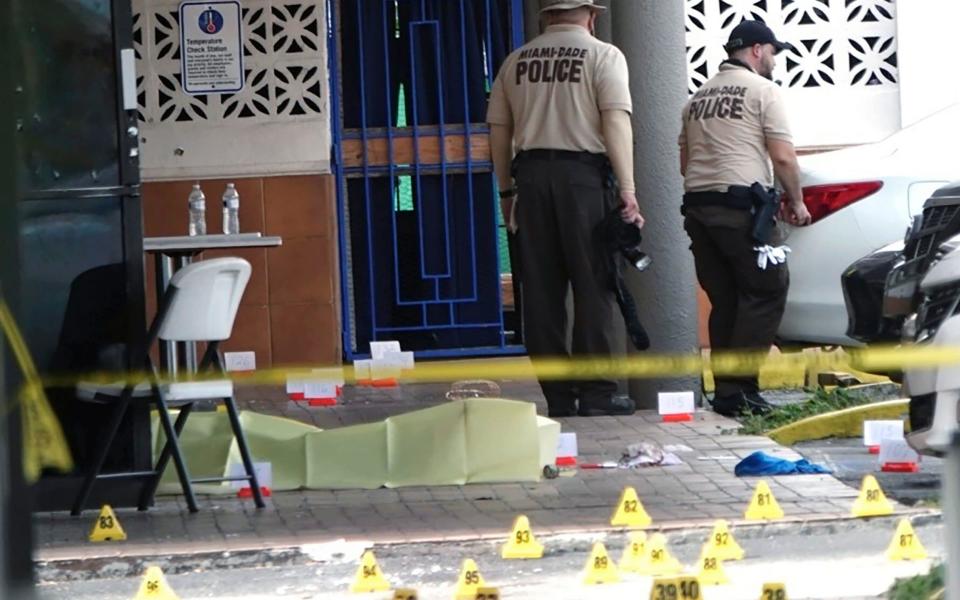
[35,509,940,583]
[768,398,910,445]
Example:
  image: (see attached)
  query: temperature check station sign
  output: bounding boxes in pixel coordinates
[179,1,244,94]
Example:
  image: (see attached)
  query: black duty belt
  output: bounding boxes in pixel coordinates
[683,183,783,244]
[682,185,754,210]
[515,149,609,170]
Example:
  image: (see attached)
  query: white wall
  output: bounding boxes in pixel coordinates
[896,0,960,128]
[685,0,901,147]
[133,0,331,180]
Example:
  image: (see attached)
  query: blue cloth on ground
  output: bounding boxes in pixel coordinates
[734,451,832,476]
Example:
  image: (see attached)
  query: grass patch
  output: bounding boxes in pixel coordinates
[888,564,944,600]
[737,387,874,435]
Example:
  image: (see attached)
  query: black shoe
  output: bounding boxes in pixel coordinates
[578,394,636,417]
[709,392,743,417]
[710,391,773,417]
[743,391,775,415]
[547,406,578,418]
[543,387,578,418]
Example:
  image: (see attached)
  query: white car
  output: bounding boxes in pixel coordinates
[778,103,960,346]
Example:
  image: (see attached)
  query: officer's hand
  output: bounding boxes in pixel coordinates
[783,199,812,226]
[620,191,644,228]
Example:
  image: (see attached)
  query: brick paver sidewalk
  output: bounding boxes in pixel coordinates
[34,360,919,562]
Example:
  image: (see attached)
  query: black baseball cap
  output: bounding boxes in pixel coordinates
[724,20,797,54]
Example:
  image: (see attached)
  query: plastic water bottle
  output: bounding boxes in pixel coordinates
[222,183,240,235]
[187,184,206,236]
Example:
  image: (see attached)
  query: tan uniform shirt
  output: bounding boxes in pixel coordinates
[486,24,631,154]
[680,63,792,192]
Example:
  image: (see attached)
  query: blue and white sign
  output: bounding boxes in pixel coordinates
[179,1,243,94]
[198,7,224,34]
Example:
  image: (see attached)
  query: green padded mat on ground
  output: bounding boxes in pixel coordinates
[154,398,560,494]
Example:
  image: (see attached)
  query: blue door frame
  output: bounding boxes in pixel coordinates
[328,0,526,359]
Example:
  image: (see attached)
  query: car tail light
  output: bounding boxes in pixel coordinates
[802,181,884,223]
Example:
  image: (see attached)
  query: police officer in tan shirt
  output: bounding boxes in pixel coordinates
[679,20,811,417]
[487,0,641,417]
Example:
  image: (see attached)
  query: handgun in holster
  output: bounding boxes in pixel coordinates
[749,182,781,245]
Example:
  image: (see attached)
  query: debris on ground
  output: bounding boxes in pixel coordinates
[619,442,684,468]
[734,450,831,476]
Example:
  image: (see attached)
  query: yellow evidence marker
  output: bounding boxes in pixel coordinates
[610,486,652,527]
[475,588,501,600]
[886,518,928,561]
[705,519,744,560]
[851,475,894,517]
[349,550,391,593]
[454,559,486,599]
[636,533,683,577]
[582,542,620,585]
[649,578,677,600]
[619,531,648,572]
[133,566,179,600]
[393,590,418,600]
[760,582,788,600]
[696,544,730,586]
[675,575,703,599]
[649,576,702,600]
[89,504,127,542]
[501,515,544,559]
[744,481,784,521]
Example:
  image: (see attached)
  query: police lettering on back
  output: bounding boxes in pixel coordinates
[686,85,747,122]
[515,46,587,84]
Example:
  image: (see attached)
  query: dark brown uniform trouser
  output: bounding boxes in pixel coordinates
[514,153,621,414]
[684,205,789,398]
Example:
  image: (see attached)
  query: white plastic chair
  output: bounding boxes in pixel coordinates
[71,257,265,515]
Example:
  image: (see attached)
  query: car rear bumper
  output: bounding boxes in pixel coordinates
[904,313,960,455]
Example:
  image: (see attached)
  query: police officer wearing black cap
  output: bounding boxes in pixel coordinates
[679,20,812,417]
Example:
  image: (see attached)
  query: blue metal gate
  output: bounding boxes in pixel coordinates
[329,0,525,358]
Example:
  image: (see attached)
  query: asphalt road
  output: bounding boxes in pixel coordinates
[795,438,942,506]
[766,385,941,506]
[37,516,945,600]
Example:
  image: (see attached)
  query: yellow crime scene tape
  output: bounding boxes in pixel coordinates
[0,299,73,481]
[23,343,960,389]
[2,284,960,485]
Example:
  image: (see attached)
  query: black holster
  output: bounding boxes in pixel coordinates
[748,182,781,245]
[682,183,781,245]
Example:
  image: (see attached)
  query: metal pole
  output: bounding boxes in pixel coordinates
[2,359,33,600]
[159,255,178,377]
[176,256,198,373]
[946,431,960,600]
[3,0,34,595]
[6,0,40,594]
[0,330,7,597]
[0,1,11,592]
[611,1,700,408]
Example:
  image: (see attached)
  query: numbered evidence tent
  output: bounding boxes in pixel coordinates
[149,398,560,490]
